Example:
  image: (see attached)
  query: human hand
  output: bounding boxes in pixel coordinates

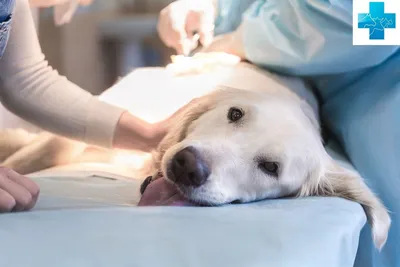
[0,167,40,213]
[158,0,217,55]
[112,112,167,152]
[29,0,93,8]
[112,98,201,152]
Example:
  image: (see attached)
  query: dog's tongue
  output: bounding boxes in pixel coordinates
[138,178,196,206]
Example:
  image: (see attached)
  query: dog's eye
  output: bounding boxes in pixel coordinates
[228,107,244,122]
[259,162,279,176]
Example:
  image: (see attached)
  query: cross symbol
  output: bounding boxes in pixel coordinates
[358,2,396,40]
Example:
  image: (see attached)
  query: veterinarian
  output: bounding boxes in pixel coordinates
[0,0,173,212]
[158,0,399,267]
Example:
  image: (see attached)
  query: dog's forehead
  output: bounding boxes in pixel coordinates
[211,89,298,112]
[191,102,314,148]
[207,94,305,129]
[188,93,319,158]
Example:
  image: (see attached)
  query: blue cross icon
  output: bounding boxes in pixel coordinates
[358,2,396,40]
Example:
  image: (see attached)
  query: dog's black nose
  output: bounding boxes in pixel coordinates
[170,146,210,187]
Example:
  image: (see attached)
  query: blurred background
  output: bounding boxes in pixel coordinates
[33,0,175,95]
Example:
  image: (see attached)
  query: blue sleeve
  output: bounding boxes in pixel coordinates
[216,0,398,76]
[214,0,255,35]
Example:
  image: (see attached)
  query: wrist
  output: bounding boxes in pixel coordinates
[113,112,152,151]
[113,112,168,152]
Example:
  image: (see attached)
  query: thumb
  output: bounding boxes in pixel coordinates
[199,29,214,47]
[185,9,215,48]
[198,11,215,47]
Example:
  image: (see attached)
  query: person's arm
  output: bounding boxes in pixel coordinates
[213,0,254,36]
[214,0,398,76]
[0,0,127,148]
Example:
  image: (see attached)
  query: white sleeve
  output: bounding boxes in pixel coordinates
[0,0,125,148]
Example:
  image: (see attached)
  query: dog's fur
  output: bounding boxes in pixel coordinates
[0,60,390,250]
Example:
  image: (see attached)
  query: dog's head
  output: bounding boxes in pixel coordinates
[153,87,390,250]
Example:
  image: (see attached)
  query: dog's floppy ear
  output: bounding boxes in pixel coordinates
[299,100,320,133]
[298,160,391,251]
[152,97,213,171]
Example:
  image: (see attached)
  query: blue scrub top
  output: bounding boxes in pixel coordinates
[214,0,398,77]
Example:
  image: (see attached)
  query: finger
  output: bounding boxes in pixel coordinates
[185,27,195,40]
[159,22,188,56]
[199,29,214,47]
[0,188,16,212]
[164,34,192,55]
[6,168,40,201]
[174,42,186,56]
[198,17,214,47]
[0,172,34,211]
[186,10,214,47]
[167,7,194,55]
[184,11,201,45]
[171,27,192,55]
[178,38,196,56]
[184,30,201,53]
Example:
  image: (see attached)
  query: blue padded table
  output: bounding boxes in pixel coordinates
[0,174,366,267]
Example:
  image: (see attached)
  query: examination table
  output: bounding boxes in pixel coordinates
[0,65,370,267]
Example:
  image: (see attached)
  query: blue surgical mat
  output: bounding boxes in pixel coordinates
[0,175,366,267]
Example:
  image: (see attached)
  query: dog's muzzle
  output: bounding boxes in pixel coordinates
[168,146,210,188]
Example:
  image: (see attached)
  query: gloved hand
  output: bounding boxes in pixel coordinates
[0,167,40,212]
[157,0,218,55]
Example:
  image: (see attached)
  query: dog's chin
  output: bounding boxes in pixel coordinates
[176,184,278,206]
[162,162,240,206]
[165,181,234,206]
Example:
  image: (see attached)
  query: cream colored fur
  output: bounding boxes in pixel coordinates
[0,58,390,250]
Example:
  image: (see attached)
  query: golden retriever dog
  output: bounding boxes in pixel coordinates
[0,53,390,250]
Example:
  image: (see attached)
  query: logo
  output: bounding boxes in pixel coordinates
[353,0,400,45]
